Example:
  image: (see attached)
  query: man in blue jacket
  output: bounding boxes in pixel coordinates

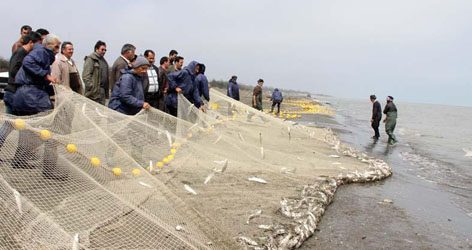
[166,61,205,116]
[12,34,60,115]
[195,63,209,102]
[9,34,63,180]
[108,56,151,115]
[270,88,283,114]
[227,75,240,101]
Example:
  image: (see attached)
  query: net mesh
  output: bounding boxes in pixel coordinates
[0,86,390,249]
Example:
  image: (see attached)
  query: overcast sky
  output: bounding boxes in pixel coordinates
[1,0,471,106]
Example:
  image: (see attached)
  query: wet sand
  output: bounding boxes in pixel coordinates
[300,110,472,249]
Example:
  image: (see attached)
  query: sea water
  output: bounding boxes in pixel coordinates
[304,96,472,240]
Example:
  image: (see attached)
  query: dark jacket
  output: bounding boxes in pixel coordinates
[12,44,55,113]
[158,65,168,93]
[110,56,129,93]
[271,88,283,103]
[372,100,382,121]
[108,68,145,115]
[227,80,240,100]
[383,101,397,115]
[6,47,29,93]
[195,73,209,102]
[166,61,202,108]
[83,53,108,102]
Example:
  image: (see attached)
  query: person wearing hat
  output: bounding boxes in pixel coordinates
[370,94,382,140]
[108,56,151,115]
[383,95,398,145]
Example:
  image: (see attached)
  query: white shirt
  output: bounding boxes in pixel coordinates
[147,67,159,93]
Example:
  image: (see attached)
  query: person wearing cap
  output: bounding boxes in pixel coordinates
[227,75,240,101]
[108,56,151,115]
[370,94,382,140]
[252,79,264,111]
[383,96,398,145]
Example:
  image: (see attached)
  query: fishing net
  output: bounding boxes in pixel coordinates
[0,86,391,249]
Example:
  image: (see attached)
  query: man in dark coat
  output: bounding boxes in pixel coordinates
[227,75,240,101]
[383,96,398,145]
[12,34,60,115]
[270,88,283,114]
[10,34,63,180]
[143,50,165,110]
[4,31,39,114]
[158,56,170,111]
[108,56,151,115]
[166,61,205,116]
[252,79,264,111]
[370,94,382,140]
[195,63,209,102]
[110,44,136,94]
[83,40,109,104]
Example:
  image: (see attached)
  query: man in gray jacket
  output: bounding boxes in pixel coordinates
[110,43,136,93]
[82,40,109,104]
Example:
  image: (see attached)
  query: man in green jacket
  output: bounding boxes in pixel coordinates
[83,40,109,104]
[252,79,264,111]
[383,96,398,145]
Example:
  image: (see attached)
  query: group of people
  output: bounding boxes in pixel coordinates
[226,76,284,114]
[370,95,398,145]
[5,25,211,119]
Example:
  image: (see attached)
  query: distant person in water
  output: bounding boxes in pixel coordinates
[252,79,264,111]
[383,96,398,145]
[370,94,382,140]
[227,75,240,101]
[270,88,283,114]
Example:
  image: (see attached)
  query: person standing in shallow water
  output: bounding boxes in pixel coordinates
[383,95,398,145]
[370,94,382,140]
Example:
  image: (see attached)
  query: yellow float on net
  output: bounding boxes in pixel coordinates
[132,168,140,177]
[206,126,213,132]
[112,168,122,176]
[187,133,193,138]
[91,157,100,167]
[13,119,26,130]
[163,157,169,164]
[156,161,164,168]
[170,148,177,155]
[172,142,181,148]
[167,155,174,161]
[66,144,77,153]
[39,129,51,141]
[211,103,219,109]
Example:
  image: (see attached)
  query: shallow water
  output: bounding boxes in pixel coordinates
[302,97,472,245]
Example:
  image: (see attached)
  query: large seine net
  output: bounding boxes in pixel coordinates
[0,86,391,249]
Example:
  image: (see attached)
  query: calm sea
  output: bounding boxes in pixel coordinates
[302,96,472,239]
